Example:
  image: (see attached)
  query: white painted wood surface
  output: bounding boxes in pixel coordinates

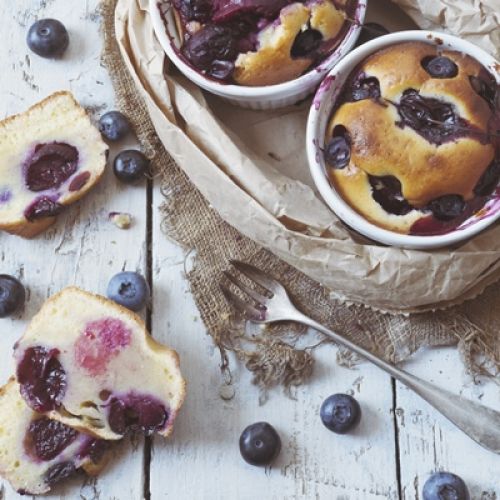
[0,1,498,499]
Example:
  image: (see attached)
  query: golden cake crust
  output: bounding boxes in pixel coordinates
[326,42,496,233]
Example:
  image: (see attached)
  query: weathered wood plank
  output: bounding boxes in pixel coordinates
[396,348,500,499]
[149,184,399,499]
[0,1,146,498]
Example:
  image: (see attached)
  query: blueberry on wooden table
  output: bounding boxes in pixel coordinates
[239,422,281,466]
[107,272,150,312]
[113,150,149,183]
[27,19,69,59]
[423,472,470,500]
[0,275,25,318]
[99,111,131,141]
[320,393,361,434]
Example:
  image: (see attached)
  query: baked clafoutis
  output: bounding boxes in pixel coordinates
[13,287,186,441]
[0,379,110,495]
[0,91,108,238]
[324,42,499,236]
[165,0,357,86]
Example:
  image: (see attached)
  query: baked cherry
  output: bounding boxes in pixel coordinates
[182,24,238,73]
[428,194,465,221]
[108,394,168,436]
[469,74,497,108]
[369,175,413,216]
[44,462,76,487]
[173,0,212,23]
[291,29,323,59]
[348,75,381,102]
[26,143,79,192]
[474,160,500,196]
[25,417,78,461]
[17,346,67,413]
[24,196,64,221]
[422,56,458,78]
[239,422,281,466]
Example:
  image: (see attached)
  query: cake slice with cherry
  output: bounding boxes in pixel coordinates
[0,91,108,237]
[14,287,186,441]
[0,378,110,495]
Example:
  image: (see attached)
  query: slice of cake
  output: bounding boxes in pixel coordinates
[14,287,186,441]
[0,379,110,495]
[0,91,108,238]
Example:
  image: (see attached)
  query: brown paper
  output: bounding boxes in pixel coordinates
[391,0,500,59]
[115,0,500,313]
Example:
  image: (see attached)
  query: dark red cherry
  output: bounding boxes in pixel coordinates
[17,346,67,413]
[348,75,381,102]
[469,74,497,108]
[183,24,238,71]
[26,143,79,192]
[44,462,77,487]
[291,29,323,59]
[428,195,465,221]
[422,56,458,78]
[474,160,500,196]
[369,175,413,216]
[25,417,78,461]
[173,0,213,23]
[24,196,64,221]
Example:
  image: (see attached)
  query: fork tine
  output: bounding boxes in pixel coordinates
[229,260,277,295]
[219,283,266,322]
[223,271,267,304]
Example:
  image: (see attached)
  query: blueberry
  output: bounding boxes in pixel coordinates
[423,472,470,500]
[99,111,131,141]
[320,394,361,434]
[324,136,351,169]
[291,29,323,59]
[239,422,281,466]
[107,271,150,311]
[113,150,149,183]
[27,19,69,59]
[0,275,25,318]
[428,195,465,221]
[422,56,458,79]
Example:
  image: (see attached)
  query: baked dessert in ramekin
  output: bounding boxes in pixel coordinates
[151,0,367,109]
[307,31,500,249]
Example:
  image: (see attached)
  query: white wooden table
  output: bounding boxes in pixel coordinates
[0,1,498,499]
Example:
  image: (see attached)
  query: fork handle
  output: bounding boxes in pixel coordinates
[294,312,500,454]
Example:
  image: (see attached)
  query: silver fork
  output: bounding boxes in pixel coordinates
[220,260,500,455]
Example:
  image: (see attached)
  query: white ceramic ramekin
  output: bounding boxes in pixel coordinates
[150,0,367,110]
[307,31,500,250]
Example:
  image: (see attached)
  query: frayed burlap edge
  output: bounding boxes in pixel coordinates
[100,0,500,395]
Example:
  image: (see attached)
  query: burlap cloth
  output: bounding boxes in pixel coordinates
[101,0,500,392]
